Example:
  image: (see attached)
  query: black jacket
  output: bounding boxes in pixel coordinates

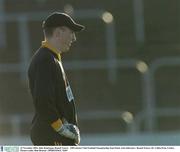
[28,47,77,144]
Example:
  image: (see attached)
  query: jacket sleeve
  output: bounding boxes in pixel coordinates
[33,55,61,124]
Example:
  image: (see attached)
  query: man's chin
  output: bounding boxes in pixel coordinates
[62,47,70,53]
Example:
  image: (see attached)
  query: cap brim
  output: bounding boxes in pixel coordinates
[71,23,85,32]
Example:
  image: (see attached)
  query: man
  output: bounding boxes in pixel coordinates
[28,12,85,145]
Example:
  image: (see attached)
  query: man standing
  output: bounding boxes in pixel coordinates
[28,12,84,145]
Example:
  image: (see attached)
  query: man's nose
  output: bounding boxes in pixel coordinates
[72,33,76,42]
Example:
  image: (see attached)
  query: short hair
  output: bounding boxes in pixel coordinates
[43,27,55,38]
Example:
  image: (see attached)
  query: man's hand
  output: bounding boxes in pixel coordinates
[58,124,80,145]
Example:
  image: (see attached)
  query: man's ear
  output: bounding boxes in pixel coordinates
[54,28,62,38]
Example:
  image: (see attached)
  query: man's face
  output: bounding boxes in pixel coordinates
[56,26,76,53]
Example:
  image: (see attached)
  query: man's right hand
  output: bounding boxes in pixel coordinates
[58,124,80,144]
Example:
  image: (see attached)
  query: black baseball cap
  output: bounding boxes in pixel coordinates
[42,12,85,32]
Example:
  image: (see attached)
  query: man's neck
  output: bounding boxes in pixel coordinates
[46,38,61,54]
[42,40,62,61]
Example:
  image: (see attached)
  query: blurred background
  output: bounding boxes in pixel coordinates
[0,0,180,145]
